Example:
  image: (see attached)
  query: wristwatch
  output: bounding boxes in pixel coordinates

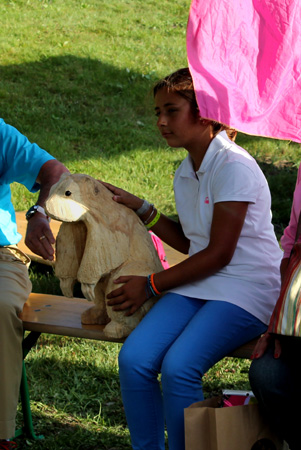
[25,205,50,221]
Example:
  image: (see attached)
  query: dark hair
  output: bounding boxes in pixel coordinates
[153,68,199,118]
[153,68,237,141]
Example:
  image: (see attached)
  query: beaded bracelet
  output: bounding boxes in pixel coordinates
[150,273,161,295]
[145,285,153,299]
[146,274,162,298]
[145,210,161,229]
[146,276,156,298]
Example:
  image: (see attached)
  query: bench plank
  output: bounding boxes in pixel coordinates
[20,293,258,358]
[20,293,124,343]
[228,339,258,359]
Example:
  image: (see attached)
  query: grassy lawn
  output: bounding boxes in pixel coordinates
[1,0,299,448]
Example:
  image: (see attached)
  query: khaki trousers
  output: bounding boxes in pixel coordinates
[0,247,31,439]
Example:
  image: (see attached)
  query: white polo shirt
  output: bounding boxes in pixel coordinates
[170,132,282,325]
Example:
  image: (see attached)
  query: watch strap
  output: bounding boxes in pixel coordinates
[26,205,50,221]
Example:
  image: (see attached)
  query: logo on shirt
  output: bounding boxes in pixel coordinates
[204,197,209,204]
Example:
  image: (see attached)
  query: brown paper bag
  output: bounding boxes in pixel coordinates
[184,397,283,450]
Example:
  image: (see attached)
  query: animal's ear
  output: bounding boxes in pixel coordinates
[92,180,100,196]
[59,172,70,182]
[90,178,112,200]
[77,224,130,283]
[47,172,69,198]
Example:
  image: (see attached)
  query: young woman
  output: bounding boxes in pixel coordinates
[104,68,282,450]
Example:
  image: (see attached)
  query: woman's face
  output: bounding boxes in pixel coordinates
[154,87,204,151]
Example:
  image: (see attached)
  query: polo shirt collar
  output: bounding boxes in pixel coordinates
[179,131,229,178]
[197,131,229,174]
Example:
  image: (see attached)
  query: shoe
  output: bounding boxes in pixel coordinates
[0,441,17,450]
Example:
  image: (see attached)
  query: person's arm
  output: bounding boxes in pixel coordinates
[251,165,301,360]
[250,333,282,360]
[25,159,69,260]
[280,257,289,283]
[280,165,301,259]
[251,255,288,360]
[107,200,249,315]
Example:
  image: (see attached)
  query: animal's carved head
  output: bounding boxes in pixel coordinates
[45,173,106,222]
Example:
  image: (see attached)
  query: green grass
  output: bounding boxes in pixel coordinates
[1,0,299,447]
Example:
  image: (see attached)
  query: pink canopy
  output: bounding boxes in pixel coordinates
[187,0,301,142]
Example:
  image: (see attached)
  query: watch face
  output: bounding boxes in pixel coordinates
[26,205,49,221]
[26,205,38,220]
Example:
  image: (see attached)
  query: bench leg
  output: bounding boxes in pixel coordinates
[14,332,44,440]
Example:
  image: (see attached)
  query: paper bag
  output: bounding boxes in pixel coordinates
[184,397,283,450]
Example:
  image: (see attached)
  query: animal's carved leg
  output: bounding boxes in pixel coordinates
[81,280,109,325]
[59,278,76,298]
[103,321,132,339]
[81,304,110,325]
[81,282,97,302]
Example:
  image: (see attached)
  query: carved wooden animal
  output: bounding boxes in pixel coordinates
[45,173,164,339]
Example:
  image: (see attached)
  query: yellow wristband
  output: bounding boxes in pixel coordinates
[146,211,161,229]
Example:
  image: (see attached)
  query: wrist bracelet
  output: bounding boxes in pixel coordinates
[25,204,51,222]
[136,200,152,217]
[145,278,155,298]
[145,211,161,229]
[146,274,161,297]
[151,273,161,295]
[143,205,156,225]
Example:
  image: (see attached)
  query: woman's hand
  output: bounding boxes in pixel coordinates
[107,275,151,316]
[101,181,190,254]
[101,181,144,211]
[251,332,282,359]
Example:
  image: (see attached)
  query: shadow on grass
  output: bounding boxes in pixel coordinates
[29,261,85,297]
[258,161,298,238]
[15,416,131,450]
[0,55,161,163]
[16,344,130,449]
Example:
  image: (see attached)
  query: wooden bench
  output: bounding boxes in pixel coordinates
[20,292,258,357]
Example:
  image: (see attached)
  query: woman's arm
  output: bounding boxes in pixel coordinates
[280,164,301,258]
[153,201,248,291]
[280,257,289,283]
[107,200,248,314]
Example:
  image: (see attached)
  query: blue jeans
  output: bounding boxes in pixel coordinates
[118,293,266,450]
[249,338,301,450]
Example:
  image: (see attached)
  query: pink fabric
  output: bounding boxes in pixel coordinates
[149,232,170,270]
[280,163,301,258]
[187,0,301,142]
